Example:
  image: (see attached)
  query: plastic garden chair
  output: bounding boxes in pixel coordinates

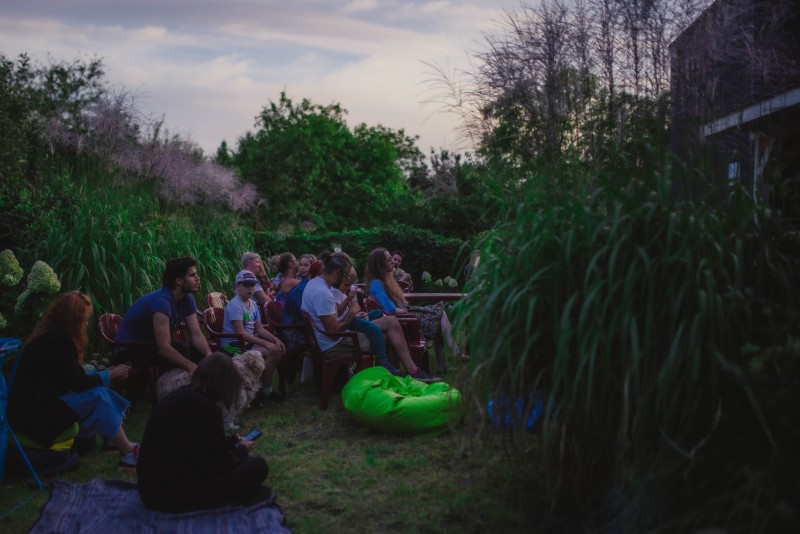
[303,311,374,410]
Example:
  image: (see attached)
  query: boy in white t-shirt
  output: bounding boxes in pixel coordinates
[223,270,287,402]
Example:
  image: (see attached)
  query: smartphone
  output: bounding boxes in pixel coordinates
[243,429,262,441]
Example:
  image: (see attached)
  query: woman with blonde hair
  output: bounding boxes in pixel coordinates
[297,254,317,281]
[8,291,139,470]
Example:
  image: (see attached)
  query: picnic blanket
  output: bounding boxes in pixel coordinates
[30,479,291,533]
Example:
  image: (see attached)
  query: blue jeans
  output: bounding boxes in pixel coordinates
[350,317,387,360]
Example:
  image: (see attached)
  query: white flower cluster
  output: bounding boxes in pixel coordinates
[0,249,23,287]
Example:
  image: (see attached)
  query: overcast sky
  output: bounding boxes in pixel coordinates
[0,0,524,156]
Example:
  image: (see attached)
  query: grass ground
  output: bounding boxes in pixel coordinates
[1,354,543,533]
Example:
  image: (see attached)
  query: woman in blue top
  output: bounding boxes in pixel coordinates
[271,252,299,304]
[364,248,456,355]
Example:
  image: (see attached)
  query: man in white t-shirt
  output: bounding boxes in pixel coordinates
[302,254,371,359]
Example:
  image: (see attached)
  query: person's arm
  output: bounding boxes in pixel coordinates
[185,312,212,359]
[333,288,357,316]
[369,280,398,313]
[253,289,270,306]
[231,319,266,347]
[254,322,286,354]
[320,307,355,333]
[153,312,197,373]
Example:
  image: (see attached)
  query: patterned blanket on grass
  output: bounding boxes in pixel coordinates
[30,479,291,533]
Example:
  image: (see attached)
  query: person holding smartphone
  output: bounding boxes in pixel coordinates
[137,353,272,512]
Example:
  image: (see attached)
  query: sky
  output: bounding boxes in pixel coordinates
[0,0,525,156]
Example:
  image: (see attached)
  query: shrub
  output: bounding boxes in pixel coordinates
[457,177,800,531]
[0,249,24,286]
[25,179,253,318]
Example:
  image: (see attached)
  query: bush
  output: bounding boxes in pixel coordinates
[25,178,253,318]
[457,177,800,531]
[254,225,469,285]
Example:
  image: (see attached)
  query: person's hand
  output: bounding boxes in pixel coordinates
[348,299,360,314]
[238,437,254,450]
[277,340,286,355]
[356,311,368,319]
[108,365,130,380]
[186,362,198,376]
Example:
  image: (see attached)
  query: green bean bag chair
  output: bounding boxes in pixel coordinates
[341,366,462,433]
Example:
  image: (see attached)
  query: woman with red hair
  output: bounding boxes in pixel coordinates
[8,291,139,470]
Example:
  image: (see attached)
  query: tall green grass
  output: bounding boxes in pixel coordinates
[456,177,800,530]
[22,173,253,322]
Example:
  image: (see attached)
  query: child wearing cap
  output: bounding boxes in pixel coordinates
[223,270,287,402]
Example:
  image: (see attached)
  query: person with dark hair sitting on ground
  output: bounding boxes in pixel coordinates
[8,291,140,471]
[117,256,212,375]
[137,353,271,512]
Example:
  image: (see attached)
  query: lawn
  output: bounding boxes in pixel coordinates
[1,355,542,533]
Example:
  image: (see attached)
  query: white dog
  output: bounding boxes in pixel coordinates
[156,350,266,429]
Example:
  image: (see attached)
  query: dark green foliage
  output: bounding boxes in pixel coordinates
[457,176,800,531]
[232,93,422,232]
[16,178,253,340]
[254,225,467,285]
[0,53,104,247]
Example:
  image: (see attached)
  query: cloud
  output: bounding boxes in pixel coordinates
[343,0,378,13]
[0,1,520,155]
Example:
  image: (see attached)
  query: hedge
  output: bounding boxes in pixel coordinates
[254,225,470,287]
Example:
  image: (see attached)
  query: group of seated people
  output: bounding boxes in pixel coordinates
[6,247,457,512]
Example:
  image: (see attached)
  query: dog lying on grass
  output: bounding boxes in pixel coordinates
[156,350,266,429]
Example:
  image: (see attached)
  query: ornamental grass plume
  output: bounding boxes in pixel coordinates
[15,261,61,313]
[0,249,24,286]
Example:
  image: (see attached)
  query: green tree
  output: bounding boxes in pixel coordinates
[231,92,423,231]
[0,53,105,248]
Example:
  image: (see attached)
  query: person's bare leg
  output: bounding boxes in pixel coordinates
[111,426,136,454]
[440,310,456,353]
[372,316,417,374]
[256,345,277,388]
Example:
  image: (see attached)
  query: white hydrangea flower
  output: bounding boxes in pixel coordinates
[0,249,23,287]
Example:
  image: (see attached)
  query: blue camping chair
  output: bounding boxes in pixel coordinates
[0,337,44,490]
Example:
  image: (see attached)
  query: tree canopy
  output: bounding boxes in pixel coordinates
[231,92,424,231]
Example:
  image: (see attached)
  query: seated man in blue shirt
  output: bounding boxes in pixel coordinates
[117,256,212,375]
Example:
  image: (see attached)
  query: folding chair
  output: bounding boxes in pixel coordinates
[0,337,44,490]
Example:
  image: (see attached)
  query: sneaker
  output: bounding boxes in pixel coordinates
[118,444,139,472]
[262,388,285,403]
[377,360,403,376]
[410,369,442,384]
